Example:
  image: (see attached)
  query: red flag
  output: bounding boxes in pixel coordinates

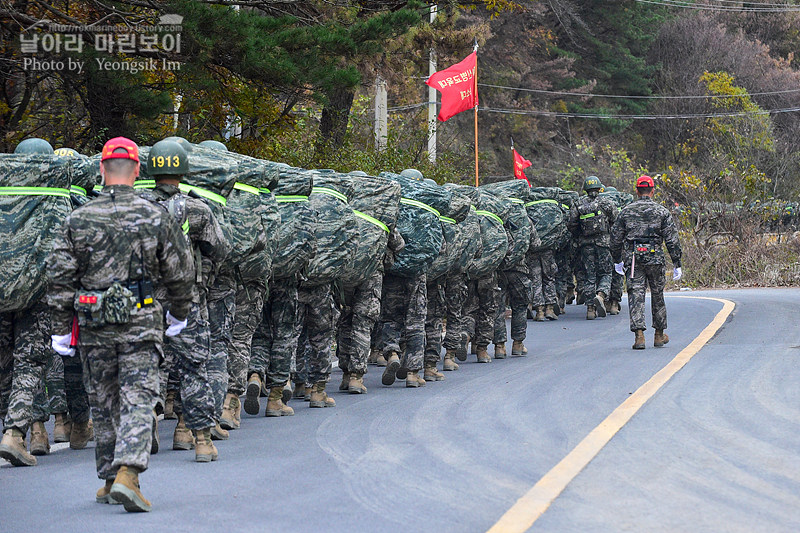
[426,52,478,122]
[513,149,532,184]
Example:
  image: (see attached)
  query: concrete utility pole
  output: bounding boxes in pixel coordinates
[374,75,388,151]
[427,4,438,163]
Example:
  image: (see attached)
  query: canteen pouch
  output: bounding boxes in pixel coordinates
[74,290,106,327]
[102,282,137,324]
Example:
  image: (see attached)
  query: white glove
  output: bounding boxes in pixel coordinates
[614,262,625,276]
[673,267,683,281]
[165,311,188,337]
[51,334,75,357]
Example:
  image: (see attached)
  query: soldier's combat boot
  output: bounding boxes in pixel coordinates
[266,386,295,416]
[70,419,93,450]
[210,423,229,441]
[303,383,312,402]
[368,348,379,365]
[576,292,586,305]
[565,287,575,304]
[633,329,646,350]
[150,413,159,455]
[424,363,445,382]
[586,304,597,320]
[163,389,177,420]
[309,382,335,408]
[220,392,240,430]
[405,371,426,388]
[282,382,293,405]
[232,395,242,427]
[348,373,367,394]
[0,428,36,466]
[30,421,49,456]
[511,340,527,356]
[193,428,219,463]
[494,343,507,359]
[293,382,306,400]
[443,351,460,371]
[607,299,621,315]
[376,354,388,367]
[545,305,559,320]
[172,415,194,451]
[110,465,151,513]
[244,373,262,415]
[534,306,546,322]
[593,291,607,317]
[476,345,491,363]
[96,479,120,504]
[382,352,401,386]
[654,329,670,347]
[53,413,71,443]
[339,372,350,392]
[455,333,469,362]
[557,294,567,315]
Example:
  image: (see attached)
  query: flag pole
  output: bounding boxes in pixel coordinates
[511,136,514,178]
[473,39,479,187]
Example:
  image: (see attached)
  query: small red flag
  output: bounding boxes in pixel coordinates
[426,52,478,122]
[513,149,532,184]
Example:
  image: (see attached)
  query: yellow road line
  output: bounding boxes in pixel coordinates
[488,296,735,533]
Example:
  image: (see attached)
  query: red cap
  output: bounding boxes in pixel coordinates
[636,174,654,188]
[101,137,139,162]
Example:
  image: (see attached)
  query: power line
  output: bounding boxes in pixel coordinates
[480,105,800,119]
[634,0,800,12]
[478,82,800,99]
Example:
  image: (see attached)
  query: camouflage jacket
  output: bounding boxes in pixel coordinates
[567,194,617,248]
[141,184,231,298]
[47,185,194,344]
[610,196,682,267]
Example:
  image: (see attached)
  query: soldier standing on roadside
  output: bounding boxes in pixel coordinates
[46,138,194,512]
[610,175,682,350]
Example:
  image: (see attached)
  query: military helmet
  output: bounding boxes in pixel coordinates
[148,140,188,176]
[54,147,79,157]
[198,140,228,151]
[423,178,437,186]
[604,186,617,192]
[583,176,603,192]
[15,138,54,154]
[162,136,192,153]
[400,168,423,180]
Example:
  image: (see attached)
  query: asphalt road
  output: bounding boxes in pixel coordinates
[2,288,799,532]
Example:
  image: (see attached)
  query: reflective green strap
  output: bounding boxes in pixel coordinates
[509,198,525,205]
[475,209,504,226]
[275,195,309,203]
[440,216,457,224]
[179,184,227,206]
[525,199,558,207]
[259,188,271,194]
[233,182,260,195]
[70,185,87,196]
[470,205,477,211]
[181,219,190,235]
[562,204,571,211]
[93,185,104,193]
[312,186,348,203]
[353,210,389,233]
[134,180,156,189]
[580,212,598,219]
[400,198,440,217]
[0,186,71,198]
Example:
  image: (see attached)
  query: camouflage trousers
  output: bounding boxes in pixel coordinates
[44,351,67,415]
[379,273,427,372]
[83,341,161,480]
[424,277,445,365]
[627,263,667,332]
[2,301,51,434]
[610,271,625,302]
[227,279,267,396]
[295,283,336,385]
[494,270,532,344]
[61,354,90,424]
[528,251,558,307]
[162,300,216,431]
[555,244,576,298]
[442,272,469,351]
[338,271,382,375]
[250,279,298,389]
[207,286,235,418]
[463,273,500,348]
[579,243,612,303]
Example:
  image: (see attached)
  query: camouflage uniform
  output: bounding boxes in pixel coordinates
[493,269,532,344]
[610,196,682,332]
[462,273,499,349]
[44,351,67,417]
[144,183,230,432]
[338,271,383,375]
[207,270,235,418]
[295,283,336,385]
[424,277,446,365]
[47,184,194,480]
[62,354,90,424]
[528,251,558,308]
[227,279,267,396]
[250,279,299,389]
[379,273,427,372]
[442,272,469,352]
[568,195,617,304]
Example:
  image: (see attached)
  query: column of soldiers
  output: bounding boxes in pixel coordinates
[0,136,681,513]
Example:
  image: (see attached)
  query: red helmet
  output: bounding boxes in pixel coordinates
[636,175,654,188]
